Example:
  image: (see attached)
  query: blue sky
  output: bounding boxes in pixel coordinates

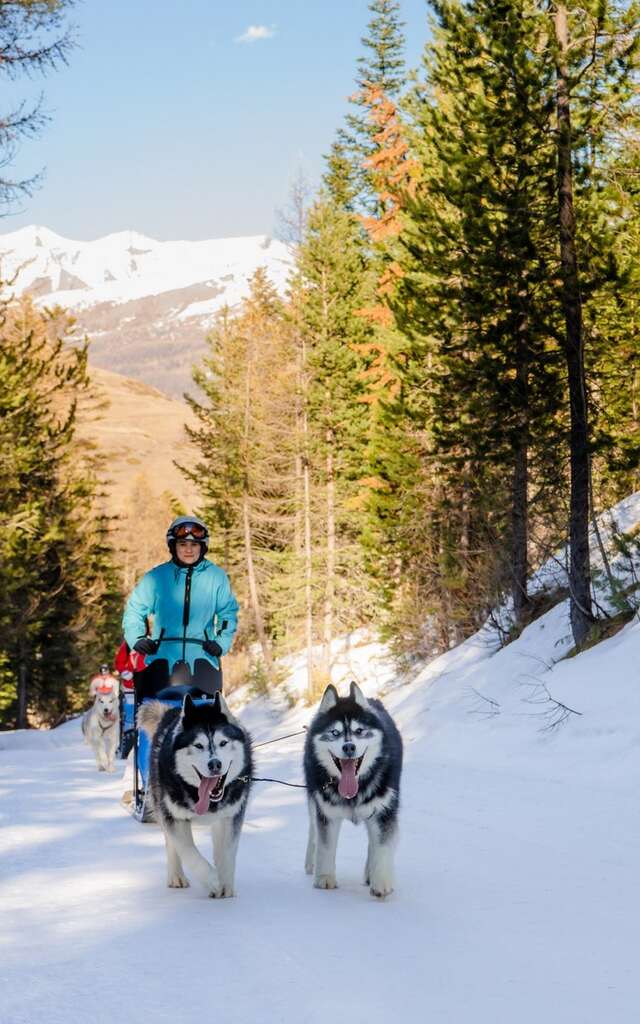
[3,0,430,242]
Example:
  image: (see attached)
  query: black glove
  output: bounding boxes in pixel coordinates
[133,637,160,656]
[202,638,223,658]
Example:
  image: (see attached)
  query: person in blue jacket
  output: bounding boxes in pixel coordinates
[122,515,238,697]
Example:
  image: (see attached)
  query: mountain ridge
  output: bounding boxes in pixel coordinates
[0,225,292,397]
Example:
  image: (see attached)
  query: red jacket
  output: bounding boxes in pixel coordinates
[114,641,145,688]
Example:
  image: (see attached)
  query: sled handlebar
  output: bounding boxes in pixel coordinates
[156,636,205,646]
[154,622,229,648]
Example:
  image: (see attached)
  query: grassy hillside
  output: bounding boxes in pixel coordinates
[73,285,215,397]
[76,365,202,589]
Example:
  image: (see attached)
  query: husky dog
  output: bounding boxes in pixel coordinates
[304,682,402,899]
[138,692,253,898]
[82,690,119,772]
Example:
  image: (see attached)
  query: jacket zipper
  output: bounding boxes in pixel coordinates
[182,567,193,663]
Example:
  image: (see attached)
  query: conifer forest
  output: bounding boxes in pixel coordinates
[2,0,640,726]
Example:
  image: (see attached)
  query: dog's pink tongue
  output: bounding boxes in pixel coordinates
[338,759,359,799]
[195,776,219,815]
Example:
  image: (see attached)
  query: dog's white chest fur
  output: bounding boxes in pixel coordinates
[317,786,396,823]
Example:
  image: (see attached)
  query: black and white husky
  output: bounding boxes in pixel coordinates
[303,682,403,899]
[138,692,253,898]
[82,690,119,772]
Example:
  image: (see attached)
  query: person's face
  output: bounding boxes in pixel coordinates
[176,539,201,564]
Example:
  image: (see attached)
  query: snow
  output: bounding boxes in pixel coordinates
[2,619,639,1021]
[0,225,293,313]
[2,495,639,1022]
[527,490,640,596]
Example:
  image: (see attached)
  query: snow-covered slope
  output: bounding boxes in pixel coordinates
[1,513,639,1022]
[0,225,293,396]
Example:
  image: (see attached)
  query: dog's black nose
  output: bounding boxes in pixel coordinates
[208,758,222,775]
[342,742,356,758]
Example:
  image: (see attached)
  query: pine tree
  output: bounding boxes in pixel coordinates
[185,274,298,679]
[586,146,640,505]
[387,0,640,646]
[351,84,423,626]
[323,137,360,213]
[547,0,640,645]
[0,297,121,728]
[0,1,76,209]
[392,0,567,637]
[328,0,407,212]
[294,196,375,684]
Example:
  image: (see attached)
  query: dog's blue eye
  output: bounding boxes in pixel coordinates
[193,742,205,750]
[219,740,228,747]
[354,728,364,736]
[331,729,341,738]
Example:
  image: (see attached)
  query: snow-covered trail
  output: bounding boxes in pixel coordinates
[1,700,636,1024]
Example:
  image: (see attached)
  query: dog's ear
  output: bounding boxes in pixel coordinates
[181,693,196,723]
[318,684,339,714]
[213,690,240,726]
[349,681,370,710]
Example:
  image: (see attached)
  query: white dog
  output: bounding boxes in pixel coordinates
[82,690,119,772]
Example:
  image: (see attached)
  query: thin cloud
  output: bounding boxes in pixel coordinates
[235,24,276,45]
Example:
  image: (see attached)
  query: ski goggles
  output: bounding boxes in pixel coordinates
[170,523,208,540]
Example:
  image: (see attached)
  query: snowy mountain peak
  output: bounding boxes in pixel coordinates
[0,225,293,396]
[0,224,291,307]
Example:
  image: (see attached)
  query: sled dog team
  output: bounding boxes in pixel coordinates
[134,681,403,900]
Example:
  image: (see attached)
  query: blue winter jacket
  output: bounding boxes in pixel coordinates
[122,559,239,673]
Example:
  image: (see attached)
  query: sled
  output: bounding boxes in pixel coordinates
[117,682,136,760]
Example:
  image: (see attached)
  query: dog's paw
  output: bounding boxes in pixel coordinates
[369,881,393,899]
[206,871,224,898]
[210,883,235,899]
[167,873,190,889]
[208,883,234,899]
[314,875,338,890]
[106,764,117,773]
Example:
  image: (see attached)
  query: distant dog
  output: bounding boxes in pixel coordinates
[304,682,403,899]
[82,690,119,772]
[138,693,253,898]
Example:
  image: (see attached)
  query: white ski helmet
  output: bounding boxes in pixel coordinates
[166,515,209,554]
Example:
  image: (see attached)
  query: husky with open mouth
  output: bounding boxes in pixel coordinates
[303,682,403,899]
[138,692,253,898]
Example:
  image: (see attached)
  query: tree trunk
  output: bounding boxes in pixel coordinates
[242,327,274,676]
[511,435,529,624]
[302,341,315,701]
[632,365,639,492]
[322,428,335,680]
[242,491,274,675]
[17,651,28,729]
[303,448,314,700]
[294,449,303,556]
[294,345,303,559]
[554,4,594,647]
[512,307,530,626]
